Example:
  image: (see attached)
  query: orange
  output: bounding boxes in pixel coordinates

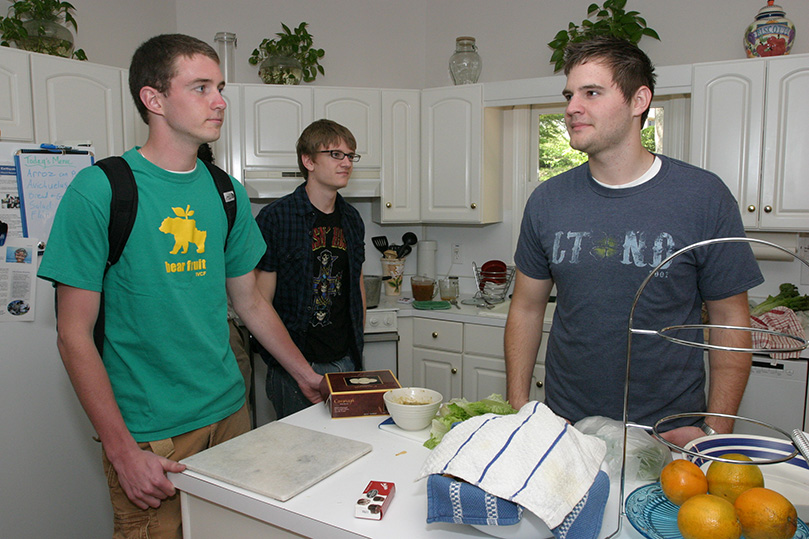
[706,453,764,503]
[734,487,798,539]
[677,493,742,539]
[660,459,708,506]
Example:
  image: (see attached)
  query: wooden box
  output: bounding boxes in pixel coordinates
[325,370,401,418]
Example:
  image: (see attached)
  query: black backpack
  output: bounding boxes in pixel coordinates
[82,156,237,353]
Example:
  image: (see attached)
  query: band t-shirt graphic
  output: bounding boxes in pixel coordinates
[305,207,350,363]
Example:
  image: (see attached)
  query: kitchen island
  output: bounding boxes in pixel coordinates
[170,403,649,539]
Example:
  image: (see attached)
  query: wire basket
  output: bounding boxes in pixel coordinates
[472,263,516,303]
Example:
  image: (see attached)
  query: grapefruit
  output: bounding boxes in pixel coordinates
[734,487,798,539]
[677,493,742,539]
[660,459,708,506]
[705,453,764,503]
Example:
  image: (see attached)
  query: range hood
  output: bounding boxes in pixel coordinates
[244,169,381,200]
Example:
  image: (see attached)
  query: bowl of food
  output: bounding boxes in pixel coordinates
[383,387,442,431]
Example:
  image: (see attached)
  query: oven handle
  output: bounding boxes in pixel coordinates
[364,332,399,343]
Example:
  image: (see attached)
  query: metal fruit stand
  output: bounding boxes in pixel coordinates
[606,237,809,538]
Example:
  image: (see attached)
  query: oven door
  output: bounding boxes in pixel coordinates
[363,332,399,375]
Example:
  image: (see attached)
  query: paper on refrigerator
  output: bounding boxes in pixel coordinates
[0,237,38,322]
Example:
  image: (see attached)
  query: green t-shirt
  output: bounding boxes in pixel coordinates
[38,148,266,441]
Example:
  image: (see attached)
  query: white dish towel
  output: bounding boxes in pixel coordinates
[417,401,606,529]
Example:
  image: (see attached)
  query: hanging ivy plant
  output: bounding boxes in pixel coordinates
[547,0,659,72]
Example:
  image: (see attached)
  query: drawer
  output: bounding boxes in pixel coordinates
[464,324,505,357]
[413,318,463,352]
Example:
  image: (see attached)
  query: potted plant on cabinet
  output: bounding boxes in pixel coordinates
[248,22,324,85]
[547,0,658,72]
[0,0,87,60]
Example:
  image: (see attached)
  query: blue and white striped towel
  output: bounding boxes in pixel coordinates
[417,401,606,529]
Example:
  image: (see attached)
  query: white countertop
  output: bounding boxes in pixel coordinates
[373,293,555,331]
[170,404,648,539]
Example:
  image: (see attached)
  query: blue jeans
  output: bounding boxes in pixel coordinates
[266,355,354,419]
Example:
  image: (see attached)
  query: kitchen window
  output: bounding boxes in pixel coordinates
[525,95,690,204]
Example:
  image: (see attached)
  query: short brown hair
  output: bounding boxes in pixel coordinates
[564,36,656,123]
[129,34,219,124]
[296,119,357,179]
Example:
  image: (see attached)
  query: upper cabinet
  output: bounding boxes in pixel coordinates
[421,84,502,224]
[314,88,381,168]
[242,84,313,170]
[375,89,420,223]
[690,53,809,230]
[0,47,34,141]
[30,54,126,159]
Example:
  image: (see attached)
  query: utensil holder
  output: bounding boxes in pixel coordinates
[380,258,405,296]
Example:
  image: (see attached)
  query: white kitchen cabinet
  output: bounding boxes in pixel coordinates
[420,84,503,224]
[462,323,547,402]
[31,53,126,158]
[408,317,547,402]
[413,347,463,402]
[314,88,381,168]
[690,53,809,230]
[0,47,34,141]
[462,355,546,403]
[242,84,312,170]
[374,89,420,223]
[412,318,463,398]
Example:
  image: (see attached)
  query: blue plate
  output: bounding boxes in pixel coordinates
[625,483,809,539]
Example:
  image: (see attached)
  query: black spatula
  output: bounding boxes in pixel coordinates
[372,236,389,254]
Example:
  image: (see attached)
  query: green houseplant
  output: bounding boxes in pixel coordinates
[248,22,324,84]
[547,0,659,72]
[0,0,86,60]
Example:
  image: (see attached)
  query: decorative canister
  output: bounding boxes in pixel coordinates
[380,257,404,296]
[449,36,482,85]
[744,0,796,58]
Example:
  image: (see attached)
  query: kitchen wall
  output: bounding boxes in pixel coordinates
[66,0,809,296]
[75,1,809,87]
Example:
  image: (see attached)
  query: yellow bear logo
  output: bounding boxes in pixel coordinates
[159,205,207,254]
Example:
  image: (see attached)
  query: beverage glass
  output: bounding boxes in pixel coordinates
[439,277,459,301]
[411,276,437,301]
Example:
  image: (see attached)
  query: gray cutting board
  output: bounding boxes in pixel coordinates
[181,421,372,501]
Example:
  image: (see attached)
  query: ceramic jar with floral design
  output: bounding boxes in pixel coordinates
[744,0,796,58]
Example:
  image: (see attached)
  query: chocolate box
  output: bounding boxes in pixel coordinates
[325,370,401,418]
[355,481,395,520]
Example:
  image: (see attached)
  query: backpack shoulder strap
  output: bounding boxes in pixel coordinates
[202,161,237,249]
[95,156,138,273]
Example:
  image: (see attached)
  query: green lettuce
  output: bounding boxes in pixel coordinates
[423,394,517,449]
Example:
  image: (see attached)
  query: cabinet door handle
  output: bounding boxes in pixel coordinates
[432,332,438,338]
[451,368,458,374]
[764,205,773,213]
[536,380,543,388]
[747,205,756,213]
[385,202,392,208]
[470,203,477,209]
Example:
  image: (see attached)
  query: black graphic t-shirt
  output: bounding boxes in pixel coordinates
[304,207,350,363]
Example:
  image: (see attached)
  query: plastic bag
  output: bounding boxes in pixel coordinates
[574,415,672,482]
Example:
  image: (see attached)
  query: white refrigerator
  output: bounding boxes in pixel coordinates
[0,141,111,537]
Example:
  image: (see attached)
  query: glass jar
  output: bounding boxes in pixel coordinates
[744,1,795,58]
[214,32,237,83]
[449,36,482,85]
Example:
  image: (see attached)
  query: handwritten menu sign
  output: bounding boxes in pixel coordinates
[14,151,94,244]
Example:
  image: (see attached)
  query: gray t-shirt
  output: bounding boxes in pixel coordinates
[515,155,763,429]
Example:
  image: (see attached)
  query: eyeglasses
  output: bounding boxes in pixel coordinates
[319,150,361,163]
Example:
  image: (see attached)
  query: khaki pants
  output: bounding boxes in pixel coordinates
[102,404,250,539]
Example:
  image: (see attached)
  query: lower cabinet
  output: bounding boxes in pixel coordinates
[407,317,547,403]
